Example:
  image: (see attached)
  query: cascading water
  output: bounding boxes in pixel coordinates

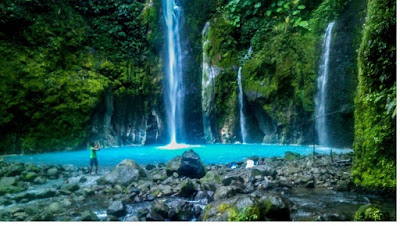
[237,47,253,144]
[237,67,247,143]
[163,0,184,147]
[315,22,335,147]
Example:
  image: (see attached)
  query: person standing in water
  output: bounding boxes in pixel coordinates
[89,141,100,175]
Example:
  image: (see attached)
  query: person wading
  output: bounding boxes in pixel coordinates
[89,141,100,175]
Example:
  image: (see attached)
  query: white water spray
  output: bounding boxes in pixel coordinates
[315,22,335,147]
[237,67,247,143]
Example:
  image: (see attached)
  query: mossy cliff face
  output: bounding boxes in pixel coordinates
[0,0,165,152]
[201,15,239,143]
[199,0,363,144]
[352,0,396,190]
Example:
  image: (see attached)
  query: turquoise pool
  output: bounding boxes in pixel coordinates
[3,144,352,167]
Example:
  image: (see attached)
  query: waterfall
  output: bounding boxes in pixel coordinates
[315,22,335,147]
[237,67,247,143]
[163,0,184,146]
[237,47,253,144]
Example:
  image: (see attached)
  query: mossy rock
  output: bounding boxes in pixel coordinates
[354,204,390,221]
[284,151,301,161]
[200,170,222,191]
[166,156,181,176]
[24,172,38,182]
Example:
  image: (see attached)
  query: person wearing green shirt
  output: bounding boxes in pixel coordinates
[89,141,100,175]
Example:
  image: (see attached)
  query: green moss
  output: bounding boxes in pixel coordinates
[228,206,261,221]
[352,0,396,191]
[354,204,390,221]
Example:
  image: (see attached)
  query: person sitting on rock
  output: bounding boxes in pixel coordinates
[89,141,100,175]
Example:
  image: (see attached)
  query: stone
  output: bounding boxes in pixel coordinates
[34,188,58,199]
[214,186,240,200]
[305,180,315,188]
[45,202,63,215]
[80,210,100,221]
[284,151,301,161]
[46,167,59,177]
[178,150,206,178]
[125,215,139,221]
[24,172,37,182]
[107,200,126,218]
[179,179,196,198]
[200,170,222,191]
[0,185,25,195]
[33,176,46,184]
[166,156,182,176]
[0,177,17,187]
[98,159,147,186]
[64,183,80,192]
[145,164,156,171]
[151,200,169,218]
[259,192,291,221]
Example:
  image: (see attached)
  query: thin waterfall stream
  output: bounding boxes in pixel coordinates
[315,22,335,147]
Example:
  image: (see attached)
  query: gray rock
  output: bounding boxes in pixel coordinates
[46,168,59,177]
[64,183,80,192]
[107,200,126,217]
[178,150,205,178]
[258,192,291,220]
[151,200,169,218]
[179,179,196,198]
[214,186,241,200]
[0,177,17,187]
[81,210,100,221]
[125,215,139,221]
[33,176,47,184]
[166,156,181,176]
[45,202,63,215]
[99,159,147,186]
[200,170,221,191]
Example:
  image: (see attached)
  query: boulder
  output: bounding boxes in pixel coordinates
[200,170,222,191]
[33,176,47,185]
[80,210,100,221]
[284,151,301,161]
[166,156,181,176]
[258,192,291,221]
[24,172,37,182]
[179,179,196,198]
[249,165,278,179]
[99,159,147,186]
[107,200,126,218]
[178,150,205,178]
[0,177,17,187]
[46,167,59,177]
[63,183,80,192]
[214,186,241,200]
[151,200,169,218]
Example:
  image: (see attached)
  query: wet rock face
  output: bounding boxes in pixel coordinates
[98,159,147,186]
[178,149,205,178]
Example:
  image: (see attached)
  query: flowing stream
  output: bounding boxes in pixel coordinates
[315,22,335,147]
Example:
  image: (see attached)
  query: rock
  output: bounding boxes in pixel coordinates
[214,186,241,200]
[178,150,206,178]
[305,180,315,188]
[179,179,196,198]
[258,192,291,220]
[79,176,87,183]
[64,183,80,192]
[7,164,25,176]
[146,194,155,201]
[168,201,195,221]
[146,211,165,221]
[0,177,17,187]
[158,185,173,196]
[46,167,59,177]
[45,202,63,215]
[222,173,244,187]
[173,172,179,178]
[284,151,301,161]
[33,176,46,184]
[80,210,100,221]
[34,188,58,199]
[166,156,181,176]
[61,198,72,207]
[249,165,278,179]
[152,173,167,182]
[202,194,260,221]
[200,170,222,191]
[107,200,126,218]
[354,204,390,221]
[145,164,157,171]
[24,172,37,182]
[0,185,25,195]
[99,159,147,186]
[151,200,169,218]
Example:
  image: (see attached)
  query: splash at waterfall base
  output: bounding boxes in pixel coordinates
[0,150,395,221]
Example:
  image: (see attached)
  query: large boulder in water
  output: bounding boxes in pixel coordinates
[166,149,206,178]
[98,159,147,186]
[178,149,205,178]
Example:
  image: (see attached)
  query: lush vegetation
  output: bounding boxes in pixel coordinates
[352,0,396,190]
[0,0,159,153]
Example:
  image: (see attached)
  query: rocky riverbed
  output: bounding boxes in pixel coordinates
[0,150,395,221]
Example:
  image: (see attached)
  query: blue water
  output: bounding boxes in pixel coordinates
[3,144,352,167]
